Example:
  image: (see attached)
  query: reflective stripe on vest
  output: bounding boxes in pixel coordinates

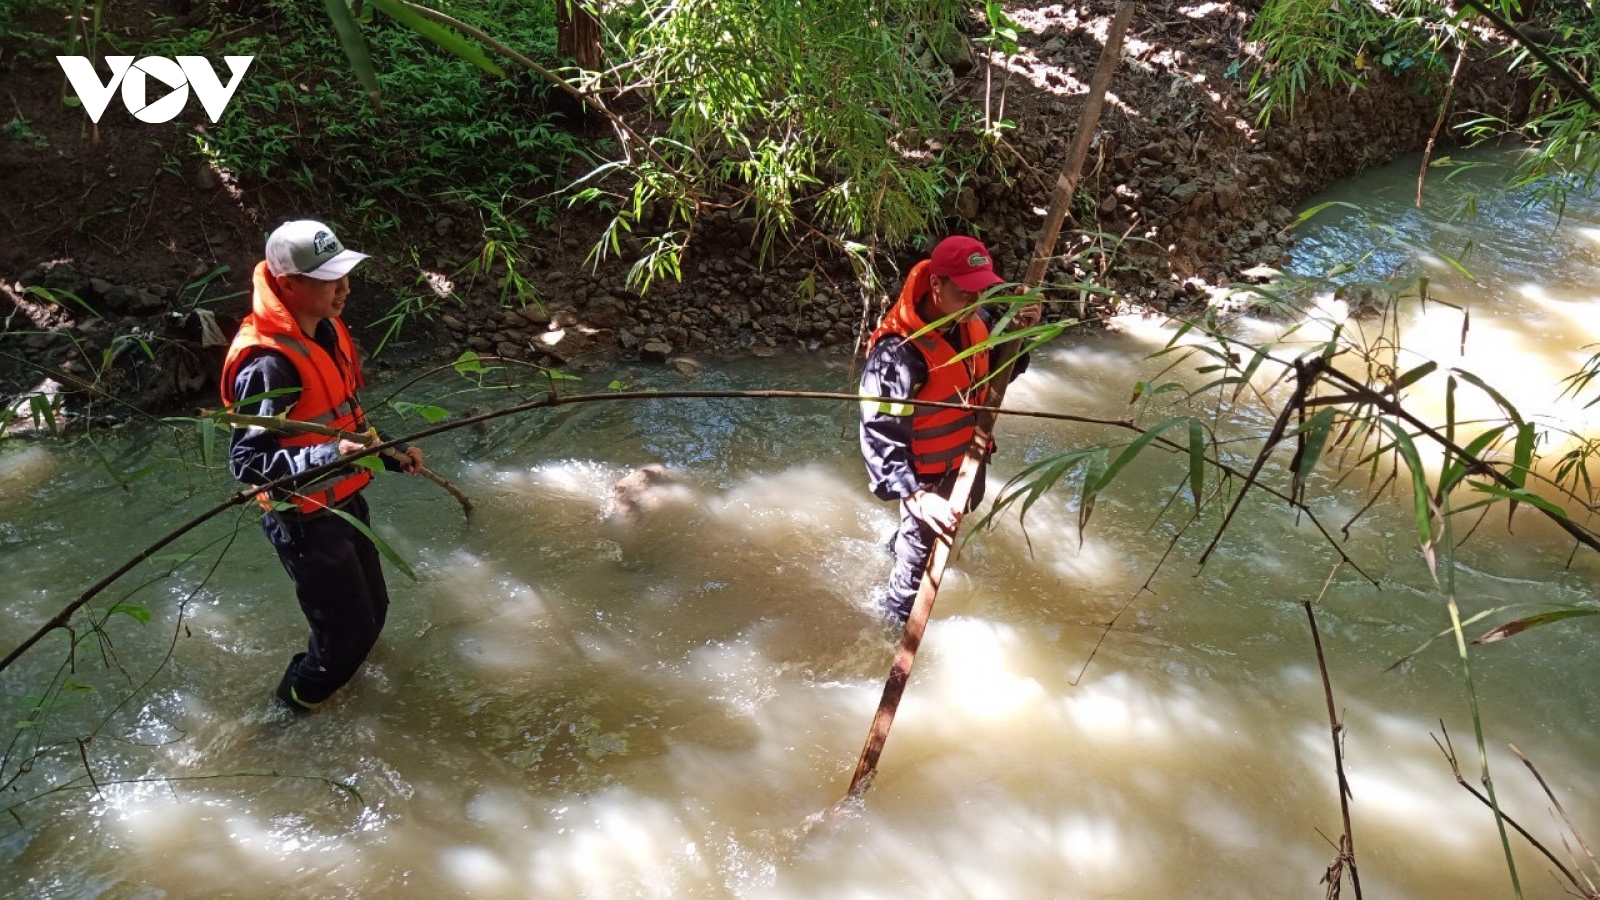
[865,286,990,478]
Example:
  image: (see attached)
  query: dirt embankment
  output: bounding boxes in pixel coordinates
[0,0,1524,424]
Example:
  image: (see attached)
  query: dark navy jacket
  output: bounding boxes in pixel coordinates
[859,308,1029,501]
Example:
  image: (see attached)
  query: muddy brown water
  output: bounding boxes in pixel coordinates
[3,152,1598,898]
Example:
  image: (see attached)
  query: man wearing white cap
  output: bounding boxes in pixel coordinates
[220,219,422,713]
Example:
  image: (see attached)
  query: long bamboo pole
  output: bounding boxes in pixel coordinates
[845,0,1139,800]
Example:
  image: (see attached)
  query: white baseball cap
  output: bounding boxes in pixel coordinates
[265,220,369,280]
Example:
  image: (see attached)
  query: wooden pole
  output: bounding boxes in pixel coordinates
[218,412,474,516]
[845,0,1138,800]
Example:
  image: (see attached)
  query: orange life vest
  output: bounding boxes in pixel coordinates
[866,260,991,477]
[220,261,372,514]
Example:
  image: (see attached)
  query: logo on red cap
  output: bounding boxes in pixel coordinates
[929,235,1004,293]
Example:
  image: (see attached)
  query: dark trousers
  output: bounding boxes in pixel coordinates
[883,464,986,622]
[262,493,390,705]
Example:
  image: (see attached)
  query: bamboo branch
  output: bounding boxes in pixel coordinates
[0,388,1160,676]
[1416,45,1465,208]
[1304,565,1363,900]
[1,374,1548,677]
[1434,724,1594,896]
[1508,743,1599,888]
[217,412,473,516]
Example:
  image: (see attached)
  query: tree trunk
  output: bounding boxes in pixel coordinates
[557,1,602,71]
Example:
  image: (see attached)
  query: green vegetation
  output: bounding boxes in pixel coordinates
[1248,0,1600,210]
[189,0,579,233]
[320,0,1008,293]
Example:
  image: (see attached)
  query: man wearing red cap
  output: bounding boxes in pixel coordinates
[859,235,1039,624]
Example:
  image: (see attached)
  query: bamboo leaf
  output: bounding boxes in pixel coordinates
[1078,450,1107,538]
[1294,407,1337,479]
[1438,425,1510,497]
[368,0,507,76]
[1386,604,1519,671]
[322,0,383,109]
[1381,420,1434,547]
[1450,368,1526,428]
[1089,417,1193,495]
[1188,417,1205,513]
[1232,345,1272,402]
[1292,200,1364,228]
[327,507,416,581]
[1391,360,1438,393]
[1508,423,1534,489]
[199,416,217,468]
[1190,376,1248,397]
[1435,249,1477,281]
[974,449,1101,550]
[220,387,302,412]
[1467,482,1569,520]
[1474,608,1597,644]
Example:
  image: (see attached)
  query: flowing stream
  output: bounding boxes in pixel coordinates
[3,150,1598,898]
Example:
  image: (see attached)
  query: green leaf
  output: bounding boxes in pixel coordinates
[453,350,485,375]
[327,507,416,581]
[108,603,151,626]
[1381,420,1434,547]
[1467,482,1569,520]
[367,0,506,77]
[1294,407,1337,479]
[1450,368,1525,428]
[1391,361,1438,393]
[351,455,385,473]
[1438,425,1510,498]
[393,401,449,424]
[322,0,382,109]
[1474,608,1597,644]
[1089,417,1193,496]
[1188,418,1206,513]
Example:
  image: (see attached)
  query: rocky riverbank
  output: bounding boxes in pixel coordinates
[0,0,1525,426]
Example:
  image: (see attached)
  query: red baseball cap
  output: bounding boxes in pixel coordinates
[929,235,1004,293]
